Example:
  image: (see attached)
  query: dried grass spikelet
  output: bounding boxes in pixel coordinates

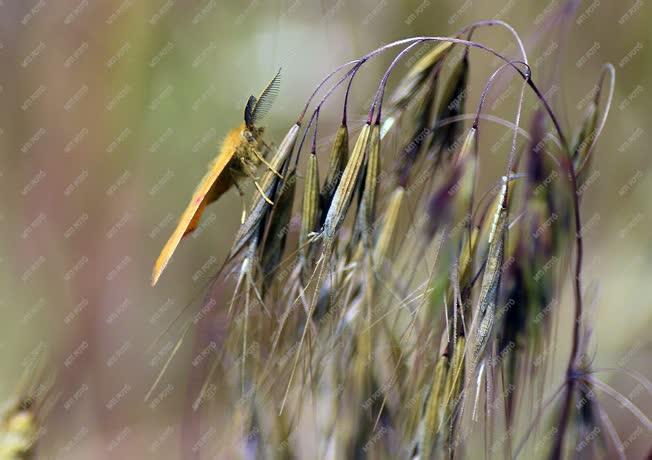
[299,153,320,279]
[451,127,477,217]
[571,98,599,182]
[279,121,373,415]
[419,355,449,460]
[439,336,465,446]
[390,41,453,110]
[445,127,478,330]
[471,178,508,365]
[441,224,478,347]
[373,186,405,271]
[322,123,371,247]
[229,123,300,258]
[320,123,349,217]
[261,169,297,297]
[396,73,440,187]
[356,123,381,248]
[428,48,469,164]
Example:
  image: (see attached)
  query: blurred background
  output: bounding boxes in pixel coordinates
[0,0,649,458]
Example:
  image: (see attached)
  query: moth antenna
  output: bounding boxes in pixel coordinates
[244,95,257,128]
[251,67,282,125]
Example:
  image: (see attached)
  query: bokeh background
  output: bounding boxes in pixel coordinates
[0,0,650,458]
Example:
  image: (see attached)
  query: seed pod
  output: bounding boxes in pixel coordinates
[322,124,371,246]
[320,123,349,217]
[229,123,300,259]
[373,186,405,270]
[473,180,508,363]
[357,123,381,246]
[300,153,320,276]
[261,170,296,297]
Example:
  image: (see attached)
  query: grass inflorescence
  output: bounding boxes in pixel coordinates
[147,18,652,460]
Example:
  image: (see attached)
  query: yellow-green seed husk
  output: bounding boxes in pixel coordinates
[321,124,349,206]
[323,124,371,245]
[359,124,381,247]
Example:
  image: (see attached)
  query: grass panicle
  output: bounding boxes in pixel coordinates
[145,19,640,460]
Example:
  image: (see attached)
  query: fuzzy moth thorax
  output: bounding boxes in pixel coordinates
[221,123,263,155]
[241,124,265,144]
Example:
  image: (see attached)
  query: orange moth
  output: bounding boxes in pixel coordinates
[152,70,282,286]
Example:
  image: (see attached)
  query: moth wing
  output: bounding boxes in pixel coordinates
[152,149,234,286]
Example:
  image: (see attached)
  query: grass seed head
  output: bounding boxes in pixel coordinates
[322,123,371,246]
[320,123,350,217]
[356,123,381,248]
[299,153,320,279]
[390,41,453,109]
